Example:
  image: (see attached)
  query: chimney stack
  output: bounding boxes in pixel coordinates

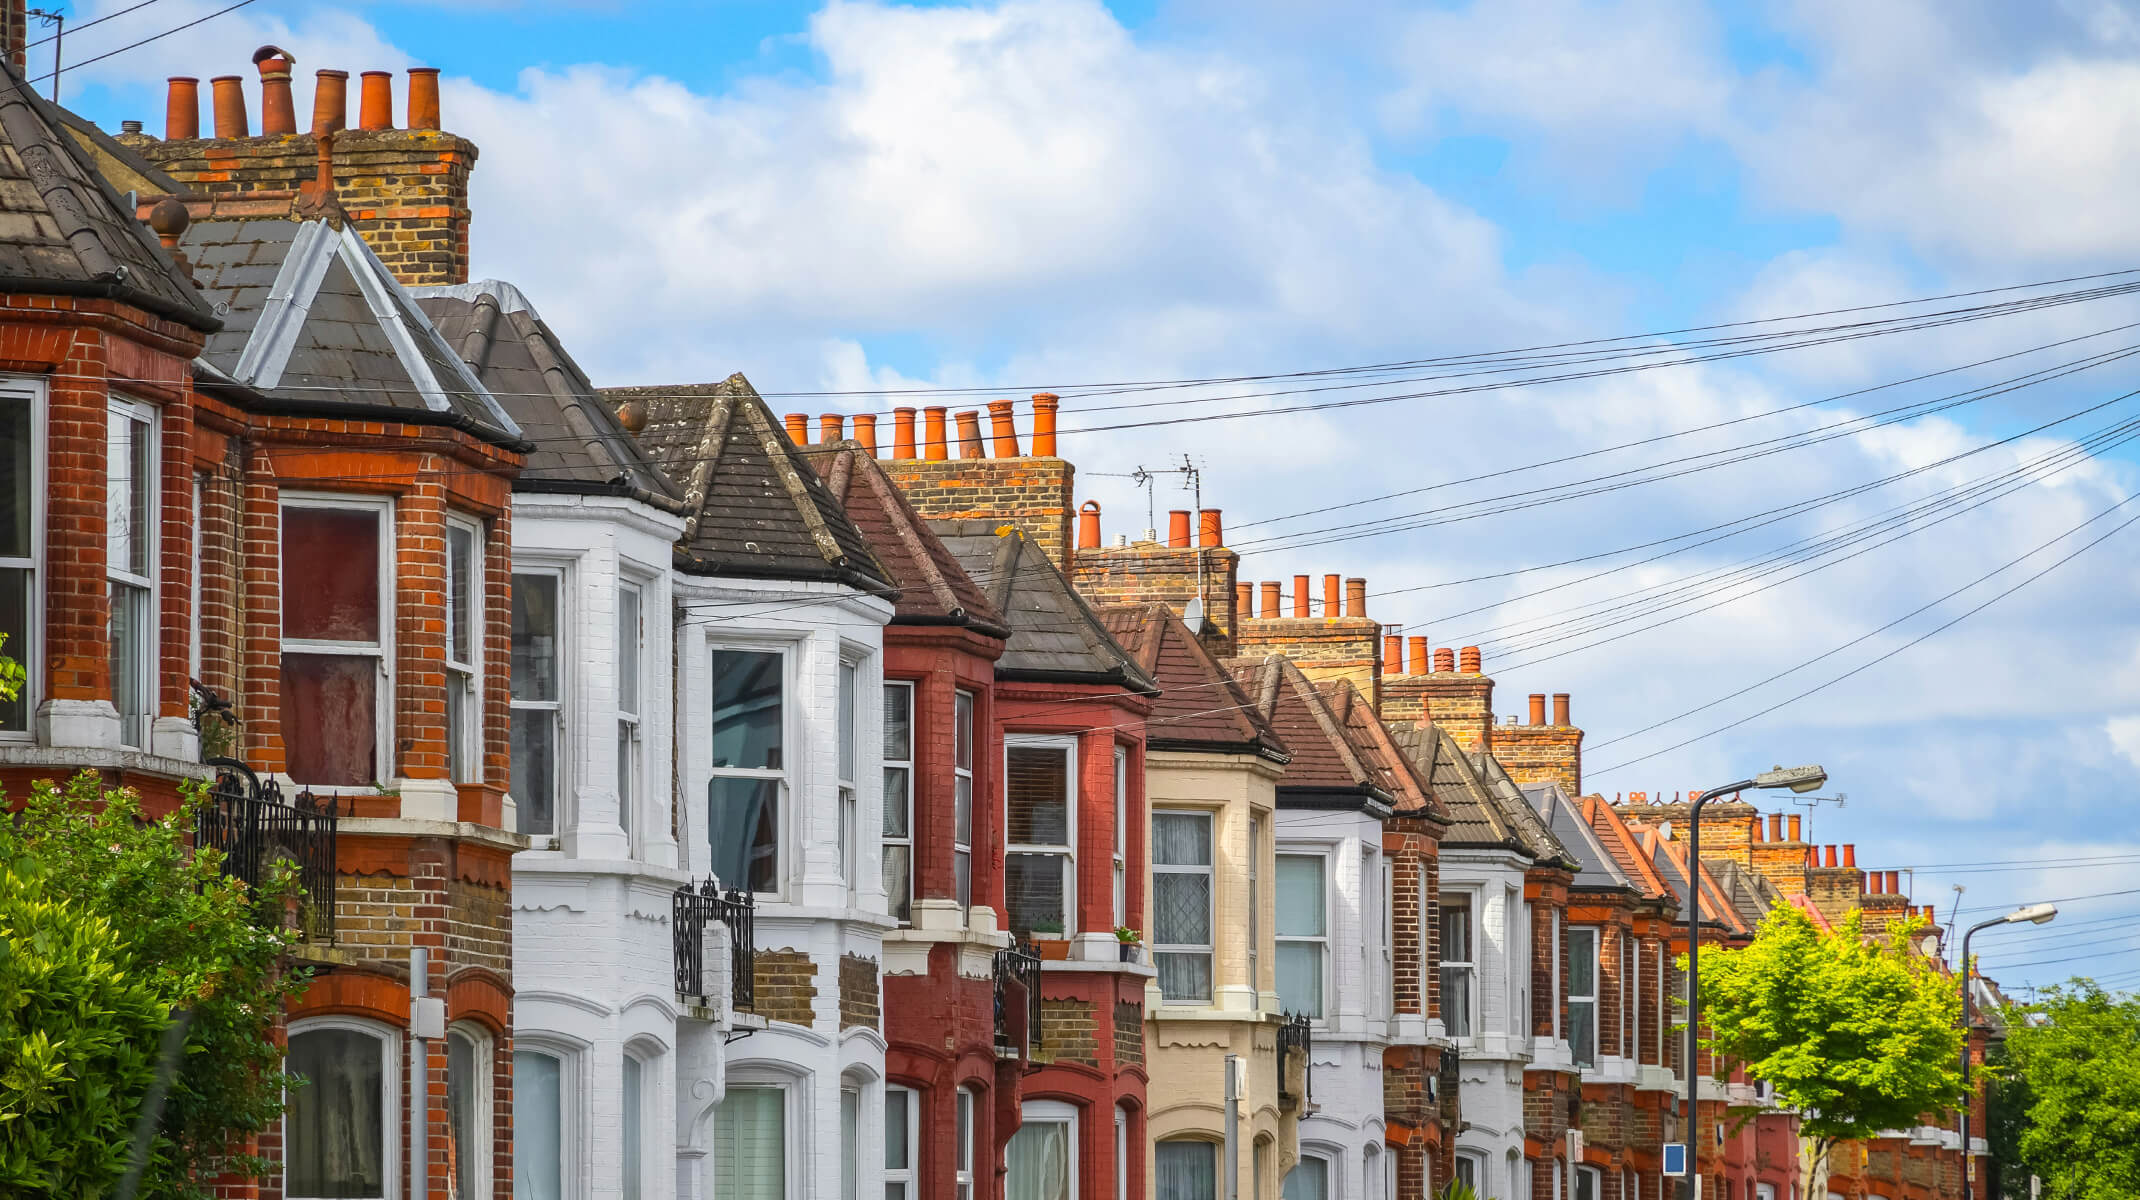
[1408,637,1430,677]
[955,410,985,459]
[407,67,441,131]
[783,413,808,443]
[1078,502,1102,551]
[893,408,917,459]
[819,414,844,445]
[1200,510,1224,548]
[989,399,1020,458]
[923,407,948,461]
[853,413,878,456]
[358,70,394,130]
[311,70,348,135]
[1345,577,1366,617]
[1169,511,1193,549]
[1260,582,1280,616]
[166,77,201,140]
[210,75,248,139]
[253,47,297,135]
[1433,647,1455,673]
[1459,645,1482,674]
[1553,693,1570,726]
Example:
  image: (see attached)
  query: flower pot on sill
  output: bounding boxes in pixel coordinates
[1035,938,1071,961]
[1118,943,1142,964]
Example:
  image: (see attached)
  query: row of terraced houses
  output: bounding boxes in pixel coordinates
[0,18,2002,1200]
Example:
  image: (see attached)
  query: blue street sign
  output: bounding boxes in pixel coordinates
[1663,1143,1688,1177]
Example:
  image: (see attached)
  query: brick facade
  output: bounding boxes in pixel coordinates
[881,453,1076,565]
[751,949,820,1027]
[840,953,882,1031]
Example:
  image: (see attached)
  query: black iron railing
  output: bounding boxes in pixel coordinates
[195,765,337,942]
[1438,1043,1462,1118]
[994,941,1043,1061]
[674,879,756,1010]
[1278,1012,1312,1107]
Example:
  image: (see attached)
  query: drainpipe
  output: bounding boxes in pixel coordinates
[1223,1054,1240,1200]
[409,946,444,1200]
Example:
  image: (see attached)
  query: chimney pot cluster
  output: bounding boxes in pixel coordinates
[871,395,1068,461]
[955,410,986,459]
[167,62,444,141]
[1458,645,1482,674]
[1240,575,1365,619]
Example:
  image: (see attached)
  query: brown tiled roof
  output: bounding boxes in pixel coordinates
[1324,680,1444,819]
[1472,751,1575,869]
[1389,722,1521,850]
[1100,605,1285,760]
[933,520,1156,691]
[1582,795,1675,905]
[602,374,892,591]
[802,443,1008,638]
[1227,657,1424,815]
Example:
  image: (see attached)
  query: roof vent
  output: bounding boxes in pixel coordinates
[121,120,143,135]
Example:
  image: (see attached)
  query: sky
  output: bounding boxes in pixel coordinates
[42,0,2140,994]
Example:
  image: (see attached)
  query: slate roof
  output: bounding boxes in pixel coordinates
[414,280,684,508]
[1525,782,1632,891]
[1226,657,1435,816]
[1474,751,1576,870]
[1389,723,1524,852]
[932,519,1155,691]
[180,216,522,447]
[0,62,215,329]
[602,375,891,591]
[1100,605,1284,759]
[800,442,1008,637]
[1709,859,1784,930]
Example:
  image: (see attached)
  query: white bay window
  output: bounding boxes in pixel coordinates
[287,1019,397,1200]
[0,381,38,735]
[107,398,155,750]
[617,580,644,841]
[707,648,785,894]
[1276,853,1328,1019]
[444,517,481,782]
[510,570,563,836]
[1152,809,1213,1003]
[1441,895,1474,1039]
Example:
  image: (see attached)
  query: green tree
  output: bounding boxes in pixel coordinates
[1995,982,2140,1200]
[1696,904,1964,1196]
[0,773,309,1197]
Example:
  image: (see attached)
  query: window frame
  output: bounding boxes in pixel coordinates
[884,1083,918,1200]
[1152,806,1215,1005]
[446,1021,494,1200]
[955,1087,976,1200]
[1280,1152,1330,1200]
[512,1039,580,1200]
[1276,849,1331,1021]
[0,377,43,739]
[1440,891,1476,1040]
[1569,924,1599,1068]
[837,652,861,899]
[1112,745,1128,932]
[706,641,792,898]
[106,395,158,751]
[954,688,975,913]
[713,1079,794,1200]
[1003,733,1078,939]
[279,492,394,789]
[443,514,482,782]
[622,1046,650,1200]
[1248,813,1263,993]
[509,566,568,838]
[616,577,646,846]
[1621,930,1634,1060]
[1012,1098,1080,1200]
[285,1015,401,1200]
[1453,1152,1483,1194]
[1156,1137,1220,1200]
[189,472,203,683]
[881,680,915,925]
[1506,887,1526,1038]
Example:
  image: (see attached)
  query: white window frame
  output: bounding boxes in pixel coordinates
[107,396,157,750]
[882,680,915,925]
[885,1084,918,1199]
[1440,890,1476,1040]
[1507,887,1526,1038]
[279,492,394,790]
[1276,849,1330,1021]
[1552,909,1564,1042]
[954,689,975,913]
[444,514,483,783]
[1454,1152,1483,1194]
[1365,848,1387,1021]
[956,1087,977,1200]
[707,641,792,898]
[512,1039,581,1200]
[837,652,861,898]
[1569,925,1599,1069]
[1248,813,1262,993]
[1152,806,1215,1004]
[509,565,567,838]
[841,1082,860,1200]
[1112,745,1128,931]
[714,1078,796,1200]
[1015,1098,1079,1200]
[617,577,646,847]
[1578,1164,1604,1200]
[1115,1105,1129,1200]
[286,1015,402,1200]
[446,1021,493,1200]
[1004,734,1078,939]
[189,472,203,682]
[0,377,43,739]
[622,1044,652,1200]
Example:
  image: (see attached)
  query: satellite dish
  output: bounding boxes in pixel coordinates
[1919,935,1941,957]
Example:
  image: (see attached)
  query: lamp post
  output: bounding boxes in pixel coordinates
[1959,903,2055,1200]
[1680,763,1827,1200]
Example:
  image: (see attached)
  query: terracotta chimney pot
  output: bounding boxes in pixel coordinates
[1031,393,1059,457]
[1078,501,1101,551]
[1169,511,1193,549]
[166,77,201,140]
[1751,821,1765,844]
[1433,647,1455,673]
[955,410,986,459]
[923,407,949,461]
[892,408,917,459]
[1823,845,1838,868]
[1201,510,1225,549]
[1344,577,1366,617]
[1260,582,1281,616]
[1238,582,1255,621]
[819,414,844,445]
[1842,844,1857,868]
[1320,574,1338,614]
[1886,870,1901,896]
[1409,637,1430,677]
[988,399,1020,458]
[1293,575,1310,617]
[1788,814,1802,842]
[853,413,878,455]
[210,76,248,139]
[1553,693,1571,726]
[253,48,297,135]
[1769,813,1784,842]
[407,67,441,130]
[1528,693,1547,726]
[311,70,348,135]
[1459,645,1482,674]
[1384,634,1403,673]
[783,413,808,443]
[358,70,394,130]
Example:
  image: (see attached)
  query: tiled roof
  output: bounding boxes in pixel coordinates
[182,216,522,447]
[932,519,1155,691]
[415,280,684,508]
[1389,723,1523,851]
[801,443,1008,637]
[603,375,892,591]
[1638,829,1750,936]
[1324,679,1443,819]
[1228,657,1429,815]
[1709,859,1784,930]
[1582,795,1676,906]
[1473,752,1575,869]
[0,63,216,329]
[1101,605,1284,759]
[1525,783,1631,891]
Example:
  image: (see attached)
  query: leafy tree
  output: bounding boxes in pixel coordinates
[0,773,309,1197]
[1995,982,2140,1200]
[1695,904,1963,1196]
[0,632,23,705]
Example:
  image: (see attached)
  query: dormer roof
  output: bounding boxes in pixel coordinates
[932,519,1154,692]
[1100,604,1284,761]
[1228,656,1435,816]
[800,442,1008,638]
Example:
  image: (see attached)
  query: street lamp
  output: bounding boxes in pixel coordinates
[1681,764,1827,1200]
[1959,903,2055,1200]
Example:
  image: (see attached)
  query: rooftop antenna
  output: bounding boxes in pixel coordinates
[1089,456,1210,629]
[1947,884,1966,966]
[28,8,63,103]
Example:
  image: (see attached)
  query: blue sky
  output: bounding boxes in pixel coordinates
[52,0,2140,992]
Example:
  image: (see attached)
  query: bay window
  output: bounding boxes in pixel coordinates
[707,648,784,894]
[1157,1140,1218,1200]
[882,681,913,923]
[0,382,36,735]
[1570,925,1598,1068]
[715,1085,787,1200]
[954,690,974,911]
[1276,853,1327,1019]
[617,581,643,840]
[956,1088,976,1200]
[446,1025,490,1200]
[1281,1156,1329,1200]
[287,1020,395,1200]
[1005,738,1074,940]
[623,1053,645,1200]
[1440,896,1474,1038]
[281,498,389,786]
[1152,809,1213,1003]
[514,1047,567,1200]
[1508,889,1527,1037]
[1007,1100,1075,1200]
[1112,746,1127,930]
[107,398,155,750]
[510,571,563,836]
[885,1085,916,1200]
[444,517,480,781]
[839,658,858,892]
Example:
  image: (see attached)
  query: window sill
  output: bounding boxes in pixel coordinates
[1040,958,1156,979]
[0,743,216,781]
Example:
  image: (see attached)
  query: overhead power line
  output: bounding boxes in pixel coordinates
[31,0,264,83]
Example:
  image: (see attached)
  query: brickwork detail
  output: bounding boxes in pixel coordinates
[1039,997,1099,1064]
[752,949,819,1027]
[880,457,1076,565]
[1112,1000,1143,1067]
[840,953,881,1031]
[1071,544,1238,651]
[1494,723,1583,797]
[1380,671,1494,752]
[1235,614,1382,703]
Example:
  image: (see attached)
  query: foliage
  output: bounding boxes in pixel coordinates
[1696,904,1963,1151]
[1995,982,2140,1200]
[0,773,310,1198]
[0,862,169,1192]
[0,633,23,706]
[1113,925,1142,944]
[1436,1180,1485,1200]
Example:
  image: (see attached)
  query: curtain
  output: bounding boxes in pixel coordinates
[1281,1157,1328,1200]
[715,1086,786,1200]
[1006,1120,1069,1200]
[286,1028,386,1199]
[1156,1141,1217,1200]
[514,1051,562,1200]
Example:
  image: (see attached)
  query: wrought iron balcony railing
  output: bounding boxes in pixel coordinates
[994,941,1043,1061]
[195,766,337,943]
[1278,1011,1312,1108]
[674,879,756,1011]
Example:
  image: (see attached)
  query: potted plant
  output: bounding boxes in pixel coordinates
[1114,926,1143,963]
[1030,920,1070,959]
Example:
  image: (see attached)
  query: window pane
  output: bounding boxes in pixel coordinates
[709,776,780,892]
[618,722,634,833]
[1006,1119,1070,1200]
[1570,929,1596,996]
[288,1028,385,1198]
[512,709,557,836]
[514,1050,562,1200]
[109,581,149,746]
[448,1031,480,1200]
[1571,999,1596,1068]
[1153,813,1210,867]
[954,690,972,770]
[955,848,971,912]
[1275,856,1324,937]
[883,845,912,924]
[1157,952,1212,1003]
[0,395,28,559]
[957,1090,974,1171]
[0,567,25,732]
[511,575,559,702]
[715,1086,786,1200]
[838,660,857,783]
[282,653,377,786]
[108,411,151,579]
[447,523,475,665]
[617,584,641,717]
[1282,1158,1329,1200]
[1154,872,1210,945]
[447,671,470,781]
[711,650,783,769]
[1156,1141,1216,1200]
[1278,942,1323,1018]
[841,1088,859,1200]
[1006,852,1065,937]
[883,683,911,757]
[885,1088,909,1170]
[954,774,972,845]
[1441,902,1471,962]
[1006,746,1068,845]
[283,507,381,643]
[623,1055,643,1200]
[882,766,910,838]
